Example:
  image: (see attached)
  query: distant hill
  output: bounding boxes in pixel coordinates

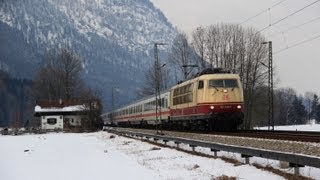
[0,0,176,110]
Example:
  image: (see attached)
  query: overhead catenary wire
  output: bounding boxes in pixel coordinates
[274,33,320,54]
[257,0,320,33]
[240,0,287,25]
[268,16,320,37]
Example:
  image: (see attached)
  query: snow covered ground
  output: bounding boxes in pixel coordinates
[0,131,294,180]
[257,120,320,131]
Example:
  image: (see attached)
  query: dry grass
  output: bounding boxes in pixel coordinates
[213,175,237,180]
[220,156,243,166]
[252,163,314,180]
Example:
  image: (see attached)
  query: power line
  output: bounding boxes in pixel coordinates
[274,33,320,54]
[268,16,320,37]
[257,0,320,33]
[240,0,287,25]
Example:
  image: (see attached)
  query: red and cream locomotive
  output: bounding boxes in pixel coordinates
[103,69,244,131]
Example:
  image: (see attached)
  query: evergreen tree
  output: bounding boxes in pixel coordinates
[310,94,319,121]
[316,104,320,123]
[287,96,308,125]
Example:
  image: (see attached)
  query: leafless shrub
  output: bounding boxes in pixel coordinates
[150,147,161,151]
[122,141,132,145]
[187,164,200,170]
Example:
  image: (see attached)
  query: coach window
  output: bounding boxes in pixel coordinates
[198,80,204,89]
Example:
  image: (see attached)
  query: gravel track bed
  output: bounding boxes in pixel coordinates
[114,128,320,157]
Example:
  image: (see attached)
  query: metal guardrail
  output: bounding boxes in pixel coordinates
[107,128,320,169]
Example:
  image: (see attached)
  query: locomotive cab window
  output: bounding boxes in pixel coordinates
[209,79,238,88]
[224,79,238,88]
[198,80,204,89]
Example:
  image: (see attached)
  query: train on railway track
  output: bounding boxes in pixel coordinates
[102,68,244,131]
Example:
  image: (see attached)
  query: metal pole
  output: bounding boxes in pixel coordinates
[262,41,274,130]
[154,43,166,134]
[111,87,114,125]
[268,41,274,130]
[154,44,159,133]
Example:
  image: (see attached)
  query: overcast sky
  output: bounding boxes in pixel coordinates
[150,0,320,95]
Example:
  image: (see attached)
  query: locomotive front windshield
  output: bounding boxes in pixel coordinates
[209,79,238,88]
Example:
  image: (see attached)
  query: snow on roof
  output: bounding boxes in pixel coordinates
[34,105,87,113]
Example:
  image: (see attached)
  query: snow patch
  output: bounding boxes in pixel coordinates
[258,123,320,131]
[34,105,86,112]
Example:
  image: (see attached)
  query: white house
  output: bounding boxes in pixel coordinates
[34,100,88,131]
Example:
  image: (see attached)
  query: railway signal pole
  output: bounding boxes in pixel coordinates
[154,42,166,134]
[111,87,118,126]
[262,41,274,130]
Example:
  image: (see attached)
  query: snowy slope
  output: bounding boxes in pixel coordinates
[0,0,174,54]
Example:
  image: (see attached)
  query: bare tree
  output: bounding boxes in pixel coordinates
[33,47,83,100]
[190,23,268,129]
[274,88,297,125]
[81,88,103,131]
[191,26,207,70]
[137,62,169,98]
[304,91,316,121]
[169,31,195,80]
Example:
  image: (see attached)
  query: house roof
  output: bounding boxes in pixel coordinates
[34,100,87,116]
[36,99,85,108]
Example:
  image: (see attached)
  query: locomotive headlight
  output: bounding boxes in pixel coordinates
[210,106,215,110]
[237,105,242,109]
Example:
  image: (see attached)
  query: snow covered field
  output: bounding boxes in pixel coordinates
[258,121,320,131]
[0,131,295,180]
[2,123,320,180]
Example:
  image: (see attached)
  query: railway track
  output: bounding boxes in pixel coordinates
[207,130,320,143]
[109,127,320,143]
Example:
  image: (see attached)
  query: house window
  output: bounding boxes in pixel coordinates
[47,118,57,125]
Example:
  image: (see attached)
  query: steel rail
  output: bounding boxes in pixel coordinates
[113,127,320,143]
[212,130,320,143]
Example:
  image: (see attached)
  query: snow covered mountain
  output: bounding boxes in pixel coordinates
[0,0,176,108]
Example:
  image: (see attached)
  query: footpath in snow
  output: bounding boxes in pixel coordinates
[0,131,317,180]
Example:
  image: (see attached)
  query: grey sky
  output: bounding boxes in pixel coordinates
[150,0,320,94]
